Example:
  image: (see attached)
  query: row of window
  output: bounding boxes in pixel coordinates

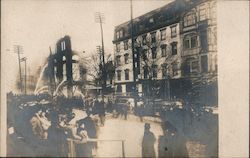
[116,55,209,81]
[183,4,209,27]
[116,54,129,66]
[143,63,179,79]
[117,69,130,81]
[115,3,212,41]
[116,42,178,65]
[115,26,177,51]
[116,30,124,40]
[116,63,179,81]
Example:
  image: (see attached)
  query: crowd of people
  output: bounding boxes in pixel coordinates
[7,92,217,157]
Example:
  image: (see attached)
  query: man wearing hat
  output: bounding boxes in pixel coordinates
[142,123,156,158]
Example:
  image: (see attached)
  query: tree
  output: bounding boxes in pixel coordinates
[85,52,115,90]
[134,30,181,100]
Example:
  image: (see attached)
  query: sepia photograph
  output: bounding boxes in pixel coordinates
[0,0,248,157]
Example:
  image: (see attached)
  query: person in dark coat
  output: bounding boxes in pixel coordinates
[142,123,156,158]
[165,127,188,157]
[99,100,106,126]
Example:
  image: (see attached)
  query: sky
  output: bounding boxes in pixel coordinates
[1,0,172,91]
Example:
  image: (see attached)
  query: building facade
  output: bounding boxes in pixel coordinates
[113,0,217,103]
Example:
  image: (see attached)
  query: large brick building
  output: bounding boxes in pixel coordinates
[113,0,217,104]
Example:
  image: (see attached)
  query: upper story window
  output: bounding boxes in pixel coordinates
[152,47,157,59]
[160,29,166,40]
[190,60,199,73]
[61,41,66,51]
[142,34,147,45]
[124,53,129,64]
[124,41,128,50]
[184,12,196,27]
[152,65,158,78]
[171,26,177,38]
[119,30,123,38]
[116,32,120,40]
[142,49,148,61]
[116,55,121,66]
[199,5,207,21]
[125,69,129,80]
[171,42,177,55]
[184,35,198,49]
[161,45,167,57]
[151,32,156,43]
[117,70,121,81]
[162,64,168,78]
[149,18,154,23]
[116,43,120,52]
[172,63,178,76]
[143,66,148,79]
[116,29,123,39]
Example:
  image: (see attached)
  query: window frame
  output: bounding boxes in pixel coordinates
[171,42,177,55]
[124,40,128,50]
[160,28,166,41]
[143,66,149,79]
[116,55,121,66]
[184,12,196,27]
[151,32,156,43]
[152,65,158,78]
[142,34,147,45]
[117,70,122,81]
[190,60,199,73]
[124,53,129,64]
[183,35,198,49]
[170,26,177,38]
[151,47,157,59]
[124,69,130,80]
[172,63,178,76]
[116,43,120,52]
[161,64,168,78]
[199,5,207,21]
[161,45,167,57]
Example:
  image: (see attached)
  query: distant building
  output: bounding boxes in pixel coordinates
[113,0,217,102]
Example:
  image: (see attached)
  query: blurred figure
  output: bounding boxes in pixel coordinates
[77,110,97,156]
[99,99,106,126]
[165,127,188,157]
[142,123,156,158]
[137,100,144,122]
[106,97,113,113]
[30,110,45,139]
[75,122,91,157]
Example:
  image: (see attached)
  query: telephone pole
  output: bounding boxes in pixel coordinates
[130,0,138,107]
[20,57,27,95]
[95,12,106,94]
[14,45,23,93]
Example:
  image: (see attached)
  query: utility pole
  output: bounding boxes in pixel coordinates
[14,45,23,93]
[20,57,27,95]
[130,0,138,107]
[95,12,106,95]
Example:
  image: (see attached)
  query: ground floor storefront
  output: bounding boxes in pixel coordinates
[114,77,218,106]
